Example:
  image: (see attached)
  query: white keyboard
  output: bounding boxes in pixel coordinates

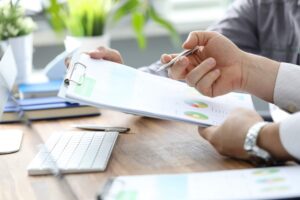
[27,131,118,175]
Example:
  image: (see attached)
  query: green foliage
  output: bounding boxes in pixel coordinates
[45,0,112,37]
[112,0,181,48]
[45,0,180,48]
[0,0,37,40]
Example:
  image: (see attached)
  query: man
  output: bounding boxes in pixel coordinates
[77,0,300,163]
[88,31,300,164]
[142,0,300,75]
[166,30,300,163]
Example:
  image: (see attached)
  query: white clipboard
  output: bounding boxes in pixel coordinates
[59,54,254,127]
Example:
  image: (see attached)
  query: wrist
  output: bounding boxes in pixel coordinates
[257,123,294,161]
[241,52,280,102]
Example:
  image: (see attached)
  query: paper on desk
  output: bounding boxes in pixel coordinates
[101,166,300,200]
[0,46,17,119]
[60,54,254,127]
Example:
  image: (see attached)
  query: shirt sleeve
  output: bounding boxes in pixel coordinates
[274,63,300,113]
[139,61,169,77]
[208,0,259,54]
[279,112,300,161]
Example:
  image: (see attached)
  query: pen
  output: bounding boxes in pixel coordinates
[73,124,130,133]
[156,47,199,72]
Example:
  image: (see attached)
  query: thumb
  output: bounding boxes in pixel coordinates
[199,126,218,142]
[183,31,219,49]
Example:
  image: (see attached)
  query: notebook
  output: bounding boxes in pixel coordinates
[59,54,254,127]
[98,166,300,200]
[18,79,62,99]
[1,96,100,123]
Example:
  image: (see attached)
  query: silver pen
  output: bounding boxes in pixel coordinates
[73,124,130,133]
[156,47,199,72]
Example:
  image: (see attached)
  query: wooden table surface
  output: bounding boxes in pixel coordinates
[0,109,253,200]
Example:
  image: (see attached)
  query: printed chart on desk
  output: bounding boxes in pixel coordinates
[64,55,254,126]
[105,166,300,200]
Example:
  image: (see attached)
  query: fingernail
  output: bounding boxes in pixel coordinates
[87,50,95,54]
[215,69,220,75]
[207,58,216,65]
[162,54,169,63]
[97,46,105,52]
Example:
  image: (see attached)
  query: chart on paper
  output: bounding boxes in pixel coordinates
[62,55,254,127]
[103,166,300,200]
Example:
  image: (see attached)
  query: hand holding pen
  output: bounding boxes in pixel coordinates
[160,46,203,80]
[156,47,199,72]
[160,31,246,98]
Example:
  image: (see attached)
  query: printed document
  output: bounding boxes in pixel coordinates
[99,166,300,200]
[60,54,254,126]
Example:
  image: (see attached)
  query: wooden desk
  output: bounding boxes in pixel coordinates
[0,109,252,200]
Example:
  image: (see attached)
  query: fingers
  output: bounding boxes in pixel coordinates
[65,57,70,68]
[199,126,218,142]
[161,54,178,64]
[183,31,220,49]
[195,69,221,97]
[185,57,216,87]
[168,57,190,80]
[88,46,124,64]
[186,57,220,97]
[161,53,191,80]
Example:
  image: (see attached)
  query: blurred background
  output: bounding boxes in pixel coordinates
[23,0,231,69]
[1,0,267,111]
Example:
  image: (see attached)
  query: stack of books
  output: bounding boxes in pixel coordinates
[1,80,100,123]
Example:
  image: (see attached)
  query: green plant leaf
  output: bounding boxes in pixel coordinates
[131,10,146,49]
[43,0,179,49]
[112,0,139,23]
[45,0,65,32]
[148,5,181,47]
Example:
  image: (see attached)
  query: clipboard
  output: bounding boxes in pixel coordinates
[59,53,254,127]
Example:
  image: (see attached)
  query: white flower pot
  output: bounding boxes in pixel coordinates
[0,40,8,54]
[64,34,110,53]
[8,34,33,83]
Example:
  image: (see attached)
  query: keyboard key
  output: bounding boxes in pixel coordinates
[92,132,118,169]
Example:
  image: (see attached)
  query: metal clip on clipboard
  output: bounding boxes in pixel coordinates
[64,62,87,86]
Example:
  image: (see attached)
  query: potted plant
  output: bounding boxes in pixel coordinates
[0,0,37,83]
[44,0,180,51]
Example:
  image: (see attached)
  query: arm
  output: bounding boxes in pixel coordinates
[163,31,300,162]
[164,31,280,101]
[199,108,299,162]
[273,63,300,113]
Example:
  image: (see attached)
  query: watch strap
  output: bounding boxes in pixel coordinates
[244,122,277,166]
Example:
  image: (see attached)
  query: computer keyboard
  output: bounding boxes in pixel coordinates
[27,131,118,175]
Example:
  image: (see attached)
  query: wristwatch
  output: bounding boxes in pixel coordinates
[244,122,276,166]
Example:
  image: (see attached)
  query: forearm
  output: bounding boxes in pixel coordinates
[242,53,280,103]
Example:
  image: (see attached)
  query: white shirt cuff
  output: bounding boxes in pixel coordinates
[273,63,300,113]
[279,112,300,161]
